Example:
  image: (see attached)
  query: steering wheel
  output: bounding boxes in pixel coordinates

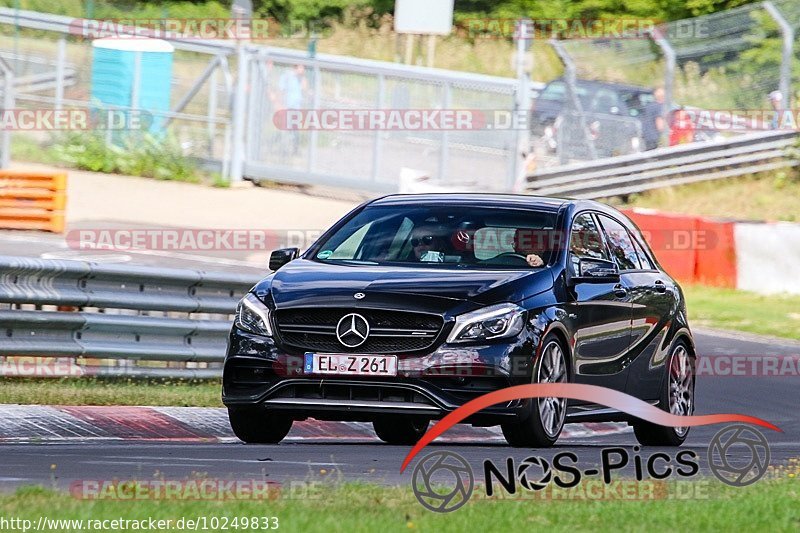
[490,252,531,266]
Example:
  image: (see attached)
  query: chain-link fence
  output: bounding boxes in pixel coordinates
[546,1,799,166]
[244,48,520,192]
[0,9,236,170]
[0,55,13,167]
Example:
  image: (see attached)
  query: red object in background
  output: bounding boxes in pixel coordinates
[694,217,736,287]
[622,209,697,282]
[622,209,737,288]
[669,108,695,146]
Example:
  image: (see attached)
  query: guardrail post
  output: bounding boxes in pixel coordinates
[208,66,218,156]
[646,28,676,148]
[230,44,249,183]
[763,1,794,105]
[371,72,385,184]
[512,19,533,191]
[55,37,66,111]
[308,58,321,174]
[438,81,451,183]
[0,57,14,168]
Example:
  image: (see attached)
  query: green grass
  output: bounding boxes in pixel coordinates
[611,171,800,222]
[683,285,800,341]
[0,378,222,407]
[10,135,62,165]
[1,478,798,532]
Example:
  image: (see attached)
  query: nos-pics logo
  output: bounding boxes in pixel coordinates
[410,424,770,512]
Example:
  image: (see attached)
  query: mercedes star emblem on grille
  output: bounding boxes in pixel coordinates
[336,313,370,348]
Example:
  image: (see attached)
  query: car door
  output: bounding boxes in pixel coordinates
[596,214,675,400]
[566,212,633,392]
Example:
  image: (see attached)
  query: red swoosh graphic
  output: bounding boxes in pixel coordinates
[400,383,781,473]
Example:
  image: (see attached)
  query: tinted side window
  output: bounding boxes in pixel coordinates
[631,235,655,270]
[569,213,608,274]
[598,215,640,270]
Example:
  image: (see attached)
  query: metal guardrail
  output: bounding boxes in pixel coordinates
[0,256,261,379]
[524,130,799,199]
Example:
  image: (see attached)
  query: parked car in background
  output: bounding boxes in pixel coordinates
[531,79,655,157]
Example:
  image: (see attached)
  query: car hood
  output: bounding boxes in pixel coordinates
[255,259,553,313]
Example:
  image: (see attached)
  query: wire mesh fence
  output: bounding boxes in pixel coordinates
[546,1,799,167]
[0,18,235,166]
[244,49,520,192]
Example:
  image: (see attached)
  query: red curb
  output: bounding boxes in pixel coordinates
[57,406,207,440]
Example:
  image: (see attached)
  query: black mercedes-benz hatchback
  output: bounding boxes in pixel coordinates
[223,194,696,447]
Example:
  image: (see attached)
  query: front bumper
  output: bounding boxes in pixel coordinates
[222,328,539,425]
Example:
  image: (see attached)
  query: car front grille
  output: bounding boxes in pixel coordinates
[273,307,444,354]
[268,381,439,407]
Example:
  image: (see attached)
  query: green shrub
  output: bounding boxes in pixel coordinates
[52,130,200,182]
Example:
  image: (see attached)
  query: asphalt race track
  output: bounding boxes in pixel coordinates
[1,331,797,489]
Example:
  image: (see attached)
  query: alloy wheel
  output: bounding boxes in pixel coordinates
[668,345,694,437]
[537,340,567,438]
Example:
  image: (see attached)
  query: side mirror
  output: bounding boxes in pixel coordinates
[269,247,299,271]
[570,257,620,284]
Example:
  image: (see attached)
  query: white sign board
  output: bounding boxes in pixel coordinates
[394,0,454,35]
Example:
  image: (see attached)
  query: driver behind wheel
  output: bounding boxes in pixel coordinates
[513,228,546,267]
[410,226,445,262]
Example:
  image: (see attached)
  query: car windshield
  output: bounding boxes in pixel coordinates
[311,205,558,269]
[619,89,654,112]
[539,82,591,107]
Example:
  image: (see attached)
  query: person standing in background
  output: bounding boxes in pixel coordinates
[768,90,784,130]
[270,64,308,156]
[642,87,666,150]
[669,107,695,146]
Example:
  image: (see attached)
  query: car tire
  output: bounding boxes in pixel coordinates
[228,407,293,444]
[633,340,695,446]
[373,416,429,445]
[501,335,568,448]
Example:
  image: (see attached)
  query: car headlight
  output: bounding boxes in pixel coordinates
[234,293,273,336]
[447,303,526,343]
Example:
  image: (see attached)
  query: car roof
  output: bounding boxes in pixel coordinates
[547,77,653,94]
[369,193,616,213]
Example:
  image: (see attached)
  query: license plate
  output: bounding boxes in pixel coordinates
[304,353,398,376]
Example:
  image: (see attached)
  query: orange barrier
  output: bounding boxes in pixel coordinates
[622,209,697,283]
[622,208,738,287]
[0,170,67,233]
[694,217,736,287]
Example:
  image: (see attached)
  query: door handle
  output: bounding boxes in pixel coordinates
[654,280,667,293]
[613,284,628,298]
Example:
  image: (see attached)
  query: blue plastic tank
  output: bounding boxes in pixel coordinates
[90,38,174,133]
